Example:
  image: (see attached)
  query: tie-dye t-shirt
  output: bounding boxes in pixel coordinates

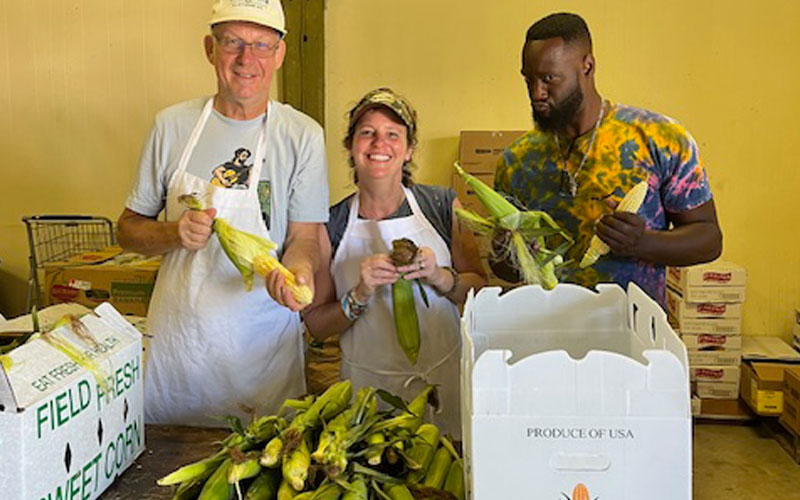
[494,102,713,304]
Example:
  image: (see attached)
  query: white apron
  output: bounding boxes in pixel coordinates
[144,98,306,427]
[332,187,461,438]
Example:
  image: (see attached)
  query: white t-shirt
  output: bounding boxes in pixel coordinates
[125,97,329,250]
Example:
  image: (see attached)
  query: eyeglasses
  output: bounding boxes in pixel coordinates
[214,35,281,58]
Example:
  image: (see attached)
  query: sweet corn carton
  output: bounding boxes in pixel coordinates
[461,283,690,500]
[0,303,144,500]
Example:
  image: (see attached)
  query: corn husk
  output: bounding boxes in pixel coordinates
[454,162,572,289]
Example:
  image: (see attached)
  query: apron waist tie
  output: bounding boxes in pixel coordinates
[342,341,460,414]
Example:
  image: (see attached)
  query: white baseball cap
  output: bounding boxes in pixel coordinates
[209,0,286,36]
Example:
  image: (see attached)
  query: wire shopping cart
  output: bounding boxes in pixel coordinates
[22,215,116,311]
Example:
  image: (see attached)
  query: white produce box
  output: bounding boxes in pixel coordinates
[0,303,144,500]
[461,283,690,500]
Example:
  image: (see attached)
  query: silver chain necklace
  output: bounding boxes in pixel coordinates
[554,99,607,198]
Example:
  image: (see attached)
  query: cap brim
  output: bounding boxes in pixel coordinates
[209,16,287,36]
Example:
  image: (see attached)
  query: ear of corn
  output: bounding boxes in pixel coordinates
[341,477,368,500]
[244,469,281,500]
[228,450,262,484]
[282,434,311,491]
[454,163,518,221]
[392,278,420,365]
[158,454,226,486]
[383,483,415,500]
[405,424,440,482]
[421,446,452,489]
[260,436,283,468]
[277,478,299,500]
[364,432,385,465]
[197,458,234,500]
[453,162,572,290]
[213,218,313,305]
[579,180,649,268]
[443,460,465,500]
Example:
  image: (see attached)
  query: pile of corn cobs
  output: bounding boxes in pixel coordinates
[158,381,464,500]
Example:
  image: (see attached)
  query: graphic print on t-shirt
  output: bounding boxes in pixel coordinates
[258,180,271,230]
[210,147,253,189]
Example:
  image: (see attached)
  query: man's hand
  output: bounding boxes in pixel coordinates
[266,262,313,312]
[595,199,646,258]
[177,208,217,250]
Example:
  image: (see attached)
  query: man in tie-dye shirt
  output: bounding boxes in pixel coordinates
[492,13,722,305]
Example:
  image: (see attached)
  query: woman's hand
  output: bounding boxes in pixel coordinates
[354,253,399,302]
[396,246,448,288]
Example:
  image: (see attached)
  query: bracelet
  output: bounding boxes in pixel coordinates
[441,266,459,294]
[341,288,368,322]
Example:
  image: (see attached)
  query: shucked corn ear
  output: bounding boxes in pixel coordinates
[214,217,313,305]
[579,179,649,268]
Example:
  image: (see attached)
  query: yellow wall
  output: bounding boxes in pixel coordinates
[325,0,800,338]
[1,1,798,340]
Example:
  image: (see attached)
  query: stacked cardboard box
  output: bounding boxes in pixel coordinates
[454,130,525,286]
[44,246,160,316]
[793,308,800,352]
[667,261,746,406]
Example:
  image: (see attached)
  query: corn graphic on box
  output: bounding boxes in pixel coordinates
[0,303,144,500]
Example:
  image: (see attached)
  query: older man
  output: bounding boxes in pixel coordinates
[492,12,722,304]
[118,0,328,426]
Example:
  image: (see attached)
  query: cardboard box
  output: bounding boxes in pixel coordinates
[740,362,796,415]
[671,316,742,335]
[462,283,691,499]
[690,365,740,383]
[666,288,742,320]
[781,368,800,435]
[682,334,742,350]
[696,380,740,399]
[458,130,525,174]
[688,350,742,366]
[0,303,144,500]
[742,336,800,363]
[667,285,746,304]
[44,247,160,316]
[667,261,747,290]
[452,171,496,218]
[694,398,754,420]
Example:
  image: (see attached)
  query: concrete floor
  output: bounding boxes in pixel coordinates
[694,422,800,498]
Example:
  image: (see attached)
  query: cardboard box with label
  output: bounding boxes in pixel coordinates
[690,365,740,383]
[44,246,160,316]
[454,130,525,219]
[462,283,691,500]
[671,316,742,335]
[0,303,144,500]
[667,261,747,303]
[682,334,742,350]
[739,362,797,416]
[688,350,742,366]
[666,288,742,321]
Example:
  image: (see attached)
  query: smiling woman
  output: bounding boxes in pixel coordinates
[302,88,488,440]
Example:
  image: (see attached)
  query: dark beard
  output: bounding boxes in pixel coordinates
[533,85,584,132]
